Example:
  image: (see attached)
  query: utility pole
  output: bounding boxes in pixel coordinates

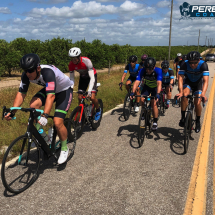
[205,36,207,50]
[168,0,173,61]
[198,29,200,51]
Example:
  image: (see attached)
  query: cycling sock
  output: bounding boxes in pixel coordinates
[196,116,200,122]
[181,111,185,119]
[154,118,158,123]
[61,140,68,151]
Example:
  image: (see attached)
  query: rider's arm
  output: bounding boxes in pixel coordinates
[201,62,210,97]
[132,67,144,93]
[177,63,186,94]
[121,64,129,83]
[155,67,162,94]
[41,69,56,115]
[69,71,75,88]
[169,69,174,85]
[132,80,140,93]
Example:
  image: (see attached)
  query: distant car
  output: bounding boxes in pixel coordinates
[205,54,215,62]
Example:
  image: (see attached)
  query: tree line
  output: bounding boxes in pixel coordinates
[0,37,206,77]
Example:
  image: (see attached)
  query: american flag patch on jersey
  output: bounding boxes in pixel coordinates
[46,82,55,91]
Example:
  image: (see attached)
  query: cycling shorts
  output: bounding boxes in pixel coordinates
[127,75,136,83]
[183,78,203,95]
[34,87,73,119]
[141,85,157,97]
[78,74,97,94]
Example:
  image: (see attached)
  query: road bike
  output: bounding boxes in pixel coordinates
[183,95,205,154]
[158,85,172,115]
[137,95,155,147]
[1,106,76,194]
[120,84,138,121]
[69,83,103,140]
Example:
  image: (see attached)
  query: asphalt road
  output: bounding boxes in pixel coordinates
[0,62,215,215]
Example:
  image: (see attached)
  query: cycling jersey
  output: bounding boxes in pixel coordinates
[162,68,174,84]
[124,63,142,77]
[137,67,162,88]
[178,60,209,82]
[19,65,73,94]
[139,61,145,68]
[68,57,97,93]
[174,57,182,69]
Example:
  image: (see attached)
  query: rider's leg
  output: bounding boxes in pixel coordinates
[125,79,132,93]
[151,98,158,130]
[194,91,202,133]
[91,92,99,109]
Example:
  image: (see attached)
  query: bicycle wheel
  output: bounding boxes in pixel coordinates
[184,112,192,154]
[69,106,85,140]
[147,109,153,131]
[138,108,147,147]
[91,99,103,130]
[123,93,132,121]
[1,135,40,194]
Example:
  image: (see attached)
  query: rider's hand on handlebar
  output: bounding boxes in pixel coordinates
[119,82,123,89]
[130,92,135,100]
[175,92,183,99]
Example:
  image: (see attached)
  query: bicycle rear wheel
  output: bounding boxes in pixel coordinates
[184,112,192,154]
[123,93,132,121]
[138,108,147,147]
[69,106,85,140]
[91,99,103,130]
[1,135,40,194]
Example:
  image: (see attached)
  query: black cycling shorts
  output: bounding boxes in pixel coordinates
[127,75,136,83]
[78,74,97,94]
[183,78,203,95]
[34,87,73,119]
[141,85,157,97]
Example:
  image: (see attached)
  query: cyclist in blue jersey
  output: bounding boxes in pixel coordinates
[130,57,162,131]
[174,53,182,83]
[176,51,209,133]
[161,60,174,109]
[119,55,142,112]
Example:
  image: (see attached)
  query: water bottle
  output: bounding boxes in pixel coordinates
[39,128,51,145]
[48,127,54,144]
[87,104,93,116]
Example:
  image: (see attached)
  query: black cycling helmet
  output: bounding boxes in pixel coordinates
[182,54,187,61]
[129,55,137,62]
[187,51,200,61]
[161,60,169,69]
[20,53,40,71]
[144,57,156,69]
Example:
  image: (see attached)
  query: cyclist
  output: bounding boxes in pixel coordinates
[5,54,74,164]
[130,57,162,131]
[176,51,209,133]
[68,47,101,121]
[161,60,174,109]
[139,54,148,68]
[174,53,182,84]
[119,55,142,112]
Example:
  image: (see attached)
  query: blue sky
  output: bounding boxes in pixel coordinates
[0,0,214,46]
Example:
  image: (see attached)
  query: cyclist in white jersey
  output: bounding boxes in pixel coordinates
[5,54,74,164]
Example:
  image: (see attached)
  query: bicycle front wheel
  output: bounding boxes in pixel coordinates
[1,135,40,194]
[138,108,147,147]
[184,112,192,154]
[123,93,132,121]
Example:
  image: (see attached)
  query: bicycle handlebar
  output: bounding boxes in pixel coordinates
[2,106,44,120]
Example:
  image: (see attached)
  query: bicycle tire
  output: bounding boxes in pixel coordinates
[123,93,132,121]
[69,106,85,140]
[91,99,103,130]
[1,135,40,194]
[184,112,192,154]
[147,109,153,131]
[138,108,146,147]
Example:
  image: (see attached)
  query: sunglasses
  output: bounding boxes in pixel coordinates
[25,69,35,74]
[188,61,198,65]
[130,61,136,63]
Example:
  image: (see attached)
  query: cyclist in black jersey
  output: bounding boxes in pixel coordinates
[5,54,74,164]
[139,54,148,68]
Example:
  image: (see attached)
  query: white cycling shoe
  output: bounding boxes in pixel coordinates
[58,148,69,164]
[134,106,139,113]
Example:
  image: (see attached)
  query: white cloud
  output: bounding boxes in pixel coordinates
[0,7,11,14]
[156,0,170,8]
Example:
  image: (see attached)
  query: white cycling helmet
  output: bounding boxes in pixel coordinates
[68,47,81,57]
[177,53,182,57]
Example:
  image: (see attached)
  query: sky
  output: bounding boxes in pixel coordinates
[0,0,214,46]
